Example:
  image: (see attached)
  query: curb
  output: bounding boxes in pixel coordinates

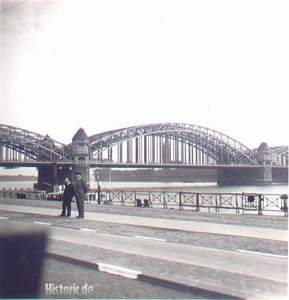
[46,251,245,300]
[46,252,99,271]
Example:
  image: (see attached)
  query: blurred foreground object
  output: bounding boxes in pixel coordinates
[0,224,48,298]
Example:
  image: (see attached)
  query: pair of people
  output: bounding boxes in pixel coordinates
[59,172,88,218]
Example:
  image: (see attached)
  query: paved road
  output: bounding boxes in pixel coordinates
[0,203,287,241]
[3,217,286,283]
[0,217,287,299]
[47,239,287,300]
[0,210,287,255]
[46,223,288,283]
[40,257,202,299]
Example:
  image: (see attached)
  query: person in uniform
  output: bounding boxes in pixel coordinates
[59,177,75,217]
[73,172,88,218]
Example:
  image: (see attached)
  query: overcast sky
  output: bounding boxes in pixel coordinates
[1,0,288,151]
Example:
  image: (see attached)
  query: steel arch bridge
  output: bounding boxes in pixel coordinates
[89,123,258,165]
[0,123,288,167]
[0,124,68,162]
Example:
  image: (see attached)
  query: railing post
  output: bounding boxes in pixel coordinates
[281,194,288,217]
[235,194,240,214]
[109,191,112,205]
[241,193,245,214]
[258,194,263,215]
[196,193,200,211]
[134,191,137,207]
[121,192,125,206]
[149,192,153,208]
[163,192,167,209]
[215,194,219,213]
[179,192,183,210]
[97,183,101,204]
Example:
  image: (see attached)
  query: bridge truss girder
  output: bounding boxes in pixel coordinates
[270,146,288,166]
[0,124,69,162]
[89,123,258,165]
[1,123,287,167]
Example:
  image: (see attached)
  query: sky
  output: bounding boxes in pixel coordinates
[1,0,288,151]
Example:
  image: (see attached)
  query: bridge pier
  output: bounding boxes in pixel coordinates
[217,165,272,185]
[217,143,273,186]
[272,167,288,183]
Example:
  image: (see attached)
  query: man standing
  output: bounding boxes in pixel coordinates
[73,172,88,218]
[59,178,74,217]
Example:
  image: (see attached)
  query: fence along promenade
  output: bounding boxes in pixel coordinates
[0,187,288,217]
[94,190,288,216]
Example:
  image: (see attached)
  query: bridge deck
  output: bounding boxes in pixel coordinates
[0,160,287,169]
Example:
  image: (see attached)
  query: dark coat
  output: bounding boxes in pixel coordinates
[63,183,75,201]
[73,180,88,198]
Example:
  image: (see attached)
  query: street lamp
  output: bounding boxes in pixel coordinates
[96,169,101,204]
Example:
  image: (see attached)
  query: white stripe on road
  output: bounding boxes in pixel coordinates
[33,221,51,226]
[0,216,9,219]
[97,263,142,279]
[80,228,98,232]
[238,249,288,259]
[134,235,167,242]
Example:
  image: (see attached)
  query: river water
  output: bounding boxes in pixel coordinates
[91,181,288,194]
[0,180,287,195]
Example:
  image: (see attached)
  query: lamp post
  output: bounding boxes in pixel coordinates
[96,170,101,204]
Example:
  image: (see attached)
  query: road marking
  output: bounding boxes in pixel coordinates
[238,249,288,259]
[33,221,51,226]
[134,235,167,242]
[0,216,9,220]
[80,228,98,232]
[97,263,142,279]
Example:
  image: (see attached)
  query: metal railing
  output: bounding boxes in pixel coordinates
[0,188,287,216]
[91,190,288,216]
[0,188,46,200]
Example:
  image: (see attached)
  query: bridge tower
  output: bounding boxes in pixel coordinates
[71,128,90,185]
[256,142,272,184]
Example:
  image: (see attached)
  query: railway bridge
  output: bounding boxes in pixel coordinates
[0,123,287,190]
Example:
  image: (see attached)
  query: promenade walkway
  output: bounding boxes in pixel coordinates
[0,202,287,241]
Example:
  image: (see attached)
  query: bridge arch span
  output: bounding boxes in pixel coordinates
[0,124,68,161]
[89,123,257,165]
[271,146,288,166]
